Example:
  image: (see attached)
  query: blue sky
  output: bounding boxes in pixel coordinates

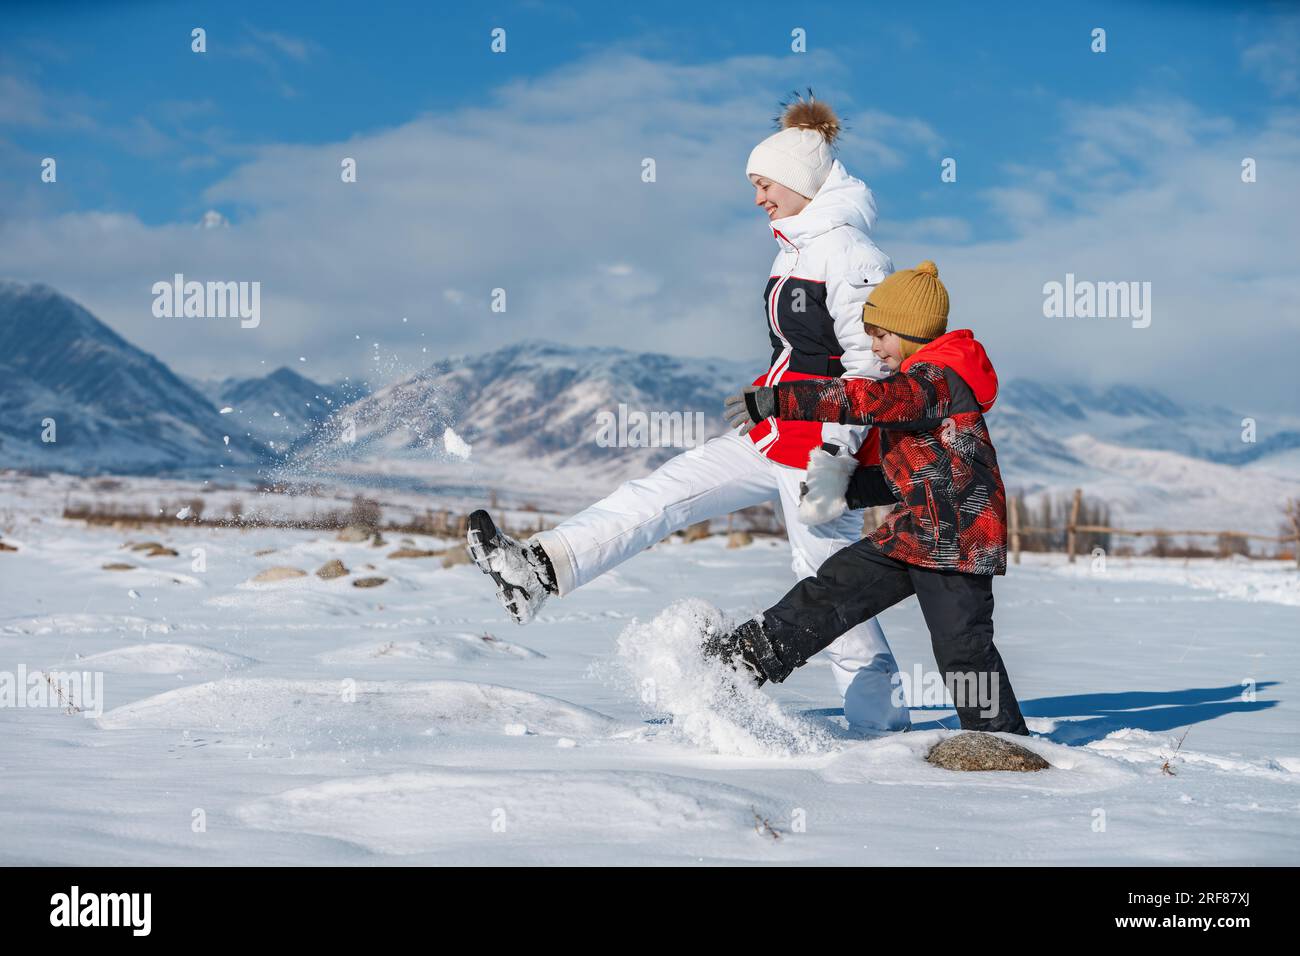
[6,1,1286,228]
[1,0,1297,407]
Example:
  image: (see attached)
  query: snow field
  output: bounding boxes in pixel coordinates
[1,482,1297,864]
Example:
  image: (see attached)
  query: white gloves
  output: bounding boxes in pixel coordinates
[797,445,858,525]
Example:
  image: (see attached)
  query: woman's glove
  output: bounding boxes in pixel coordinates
[722,386,776,435]
[797,444,858,525]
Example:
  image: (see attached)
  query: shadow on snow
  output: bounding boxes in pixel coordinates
[799,682,1281,745]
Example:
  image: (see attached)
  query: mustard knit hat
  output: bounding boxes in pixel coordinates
[862,260,949,357]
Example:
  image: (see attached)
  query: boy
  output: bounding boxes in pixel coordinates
[719,260,1029,735]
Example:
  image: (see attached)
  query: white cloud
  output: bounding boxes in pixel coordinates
[878,216,972,244]
[980,187,1051,229]
[226,25,323,99]
[889,102,1300,410]
[0,52,1294,414]
[0,73,97,129]
[1242,14,1300,96]
[0,51,937,384]
[243,27,319,64]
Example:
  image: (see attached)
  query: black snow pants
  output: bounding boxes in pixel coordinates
[762,540,1029,735]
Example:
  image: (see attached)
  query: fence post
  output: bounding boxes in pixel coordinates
[1290,507,1300,570]
[1008,494,1021,565]
[1067,488,1082,564]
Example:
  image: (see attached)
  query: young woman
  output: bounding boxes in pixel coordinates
[467,93,911,734]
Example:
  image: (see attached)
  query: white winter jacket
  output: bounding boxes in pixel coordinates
[745,159,894,468]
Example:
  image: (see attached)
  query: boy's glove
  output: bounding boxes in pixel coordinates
[722,385,776,435]
[845,464,897,509]
[797,444,858,525]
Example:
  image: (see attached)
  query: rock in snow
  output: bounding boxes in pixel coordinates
[315,559,349,579]
[440,546,471,568]
[250,566,308,583]
[926,733,1051,772]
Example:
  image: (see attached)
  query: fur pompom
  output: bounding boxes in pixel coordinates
[777,89,840,146]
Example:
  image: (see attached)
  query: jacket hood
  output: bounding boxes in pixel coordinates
[769,159,878,249]
[901,329,999,412]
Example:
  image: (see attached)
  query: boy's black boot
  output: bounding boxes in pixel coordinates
[702,618,796,686]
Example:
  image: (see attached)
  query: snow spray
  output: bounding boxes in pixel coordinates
[612,598,831,758]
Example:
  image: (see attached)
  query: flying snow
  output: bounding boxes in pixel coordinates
[613,599,831,758]
[443,427,472,460]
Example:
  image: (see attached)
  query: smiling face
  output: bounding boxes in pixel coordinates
[866,324,905,371]
[750,174,810,220]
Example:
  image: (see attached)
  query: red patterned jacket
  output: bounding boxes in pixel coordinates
[773,329,1008,575]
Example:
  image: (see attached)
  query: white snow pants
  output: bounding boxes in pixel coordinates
[532,431,912,732]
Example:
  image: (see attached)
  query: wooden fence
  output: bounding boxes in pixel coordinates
[60,486,1300,568]
[1008,488,1300,568]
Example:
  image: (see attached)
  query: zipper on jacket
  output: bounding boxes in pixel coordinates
[765,241,801,381]
[756,238,802,455]
[923,480,940,544]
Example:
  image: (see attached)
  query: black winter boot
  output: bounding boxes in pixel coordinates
[702,618,797,686]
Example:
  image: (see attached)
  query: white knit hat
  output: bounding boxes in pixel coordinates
[746,93,841,199]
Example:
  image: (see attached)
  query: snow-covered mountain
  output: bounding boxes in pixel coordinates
[294,340,1298,534]
[996,379,1300,466]
[1,280,1292,535]
[988,382,1299,534]
[189,366,369,447]
[0,280,258,473]
[287,339,755,484]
